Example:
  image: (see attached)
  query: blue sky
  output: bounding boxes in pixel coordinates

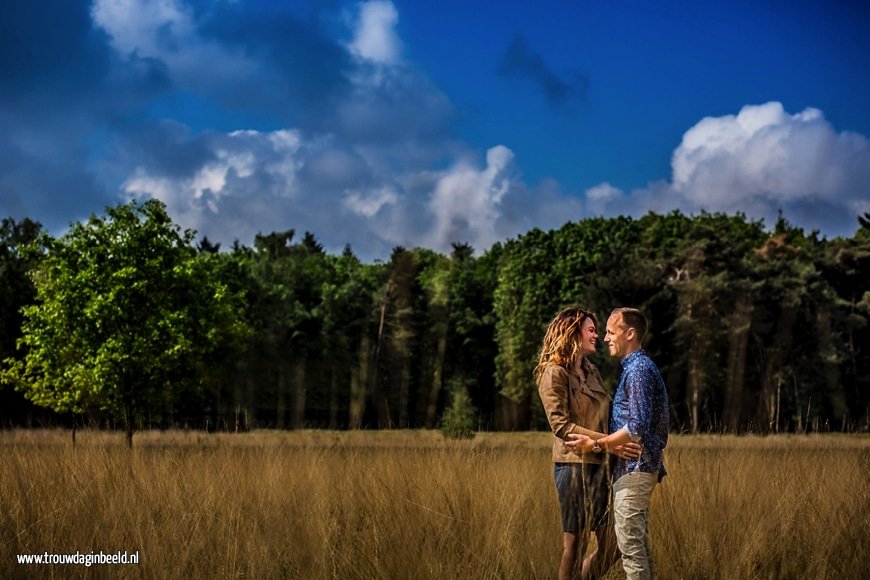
[2,0,869,259]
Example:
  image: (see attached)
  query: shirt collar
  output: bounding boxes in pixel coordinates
[620,349,646,368]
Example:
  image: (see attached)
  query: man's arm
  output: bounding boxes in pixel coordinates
[619,365,655,441]
[594,426,634,452]
[567,365,654,454]
[565,432,641,458]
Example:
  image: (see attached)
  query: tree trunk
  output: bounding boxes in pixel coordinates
[425,328,448,428]
[372,355,392,429]
[276,365,286,429]
[233,372,246,432]
[328,368,339,430]
[724,297,753,431]
[213,381,222,432]
[500,397,520,431]
[528,393,539,431]
[123,397,135,448]
[816,307,846,421]
[761,308,796,432]
[372,293,391,429]
[682,301,707,434]
[397,354,411,428]
[689,355,701,434]
[291,360,306,430]
[350,335,370,429]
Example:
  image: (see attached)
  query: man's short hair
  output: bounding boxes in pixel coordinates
[612,307,648,344]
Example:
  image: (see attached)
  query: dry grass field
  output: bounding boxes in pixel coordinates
[1,429,868,579]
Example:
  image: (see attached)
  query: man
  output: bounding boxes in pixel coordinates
[567,307,669,580]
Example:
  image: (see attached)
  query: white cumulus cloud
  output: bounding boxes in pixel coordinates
[347,0,401,64]
[109,3,870,261]
[119,126,541,259]
[92,0,256,92]
[344,186,399,217]
[425,146,516,251]
[109,0,548,259]
[585,102,870,235]
[122,129,304,237]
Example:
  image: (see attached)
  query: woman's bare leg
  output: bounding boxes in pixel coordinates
[560,532,590,580]
[580,524,620,580]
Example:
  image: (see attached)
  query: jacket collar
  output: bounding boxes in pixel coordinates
[570,357,608,397]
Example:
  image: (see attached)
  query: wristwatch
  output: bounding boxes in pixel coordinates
[592,441,602,453]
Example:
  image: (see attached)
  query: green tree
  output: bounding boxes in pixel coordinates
[318,247,379,429]
[493,217,647,428]
[0,218,45,426]
[373,247,423,428]
[439,378,477,439]
[417,250,451,428]
[183,246,253,431]
[655,213,767,432]
[815,227,870,430]
[493,228,558,429]
[442,242,499,429]
[2,200,248,446]
[245,230,331,429]
[740,220,843,432]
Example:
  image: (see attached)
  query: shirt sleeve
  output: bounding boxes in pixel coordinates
[538,365,606,440]
[621,363,656,440]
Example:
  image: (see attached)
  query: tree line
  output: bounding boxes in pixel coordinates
[1,200,868,443]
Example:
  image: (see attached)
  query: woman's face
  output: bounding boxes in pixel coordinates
[577,317,598,357]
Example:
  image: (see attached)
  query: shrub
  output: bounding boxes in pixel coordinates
[440,382,476,439]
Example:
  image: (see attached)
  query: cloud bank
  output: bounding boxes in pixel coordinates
[585,102,870,236]
[1,0,868,262]
[106,0,556,258]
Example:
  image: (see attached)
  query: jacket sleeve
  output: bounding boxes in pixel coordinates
[538,365,606,440]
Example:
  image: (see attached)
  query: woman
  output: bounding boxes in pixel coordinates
[536,307,637,580]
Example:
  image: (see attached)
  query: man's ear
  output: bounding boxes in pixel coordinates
[626,327,637,342]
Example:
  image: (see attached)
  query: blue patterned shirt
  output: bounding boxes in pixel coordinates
[610,349,669,481]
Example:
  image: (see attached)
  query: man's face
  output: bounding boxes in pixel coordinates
[604,313,630,359]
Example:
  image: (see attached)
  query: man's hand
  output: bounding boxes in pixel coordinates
[613,442,642,459]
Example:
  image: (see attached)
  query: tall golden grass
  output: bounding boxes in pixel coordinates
[1,430,867,579]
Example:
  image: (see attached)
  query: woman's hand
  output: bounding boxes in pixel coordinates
[564,433,595,454]
[565,433,643,459]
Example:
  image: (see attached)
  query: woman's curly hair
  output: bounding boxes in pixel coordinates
[534,307,598,381]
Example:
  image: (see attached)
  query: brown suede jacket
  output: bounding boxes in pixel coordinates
[537,358,612,464]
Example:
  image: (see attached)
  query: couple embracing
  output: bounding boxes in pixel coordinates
[536,307,669,580]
